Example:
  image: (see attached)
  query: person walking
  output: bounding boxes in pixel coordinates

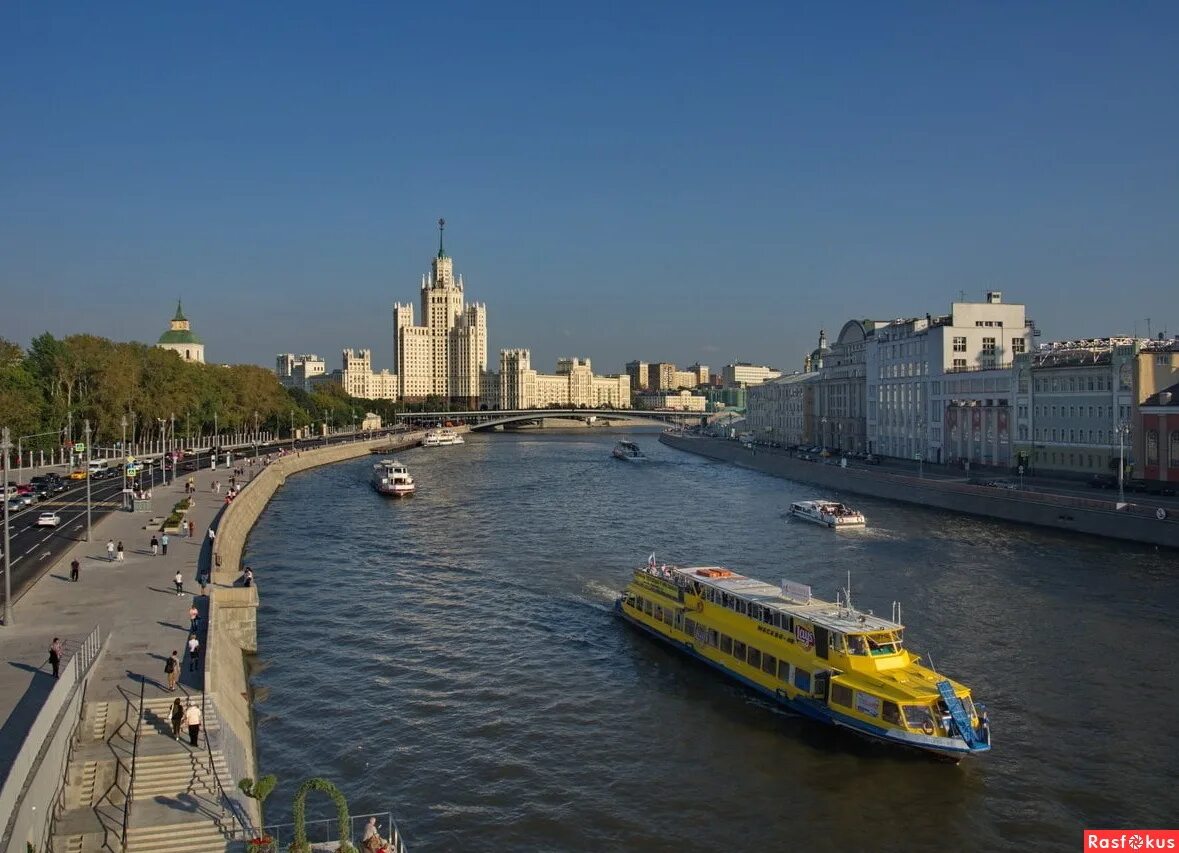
[189,603,199,632]
[105,539,115,562]
[116,540,125,562]
[70,558,80,582]
[188,520,195,538]
[174,570,184,596]
[187,633,200,672]
[164,650,180,691]
[161,533,169,556]
[184,701,202,747]
[207,526,216,545]
[151,535,159,557]
[48,637,63,679]
[170,698,184,740]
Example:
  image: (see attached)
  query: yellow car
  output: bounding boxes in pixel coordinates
[68,469,88,480]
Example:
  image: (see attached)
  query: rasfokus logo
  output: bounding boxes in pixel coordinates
[1084,830,1178,849]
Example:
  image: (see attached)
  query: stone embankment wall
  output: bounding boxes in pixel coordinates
[661,433,1179,549]
[204,432,424,829]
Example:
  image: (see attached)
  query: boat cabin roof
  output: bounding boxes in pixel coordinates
[792,500,851,510]
[617,440,640,449]
[665,565,901,634]
[375,459,408,470]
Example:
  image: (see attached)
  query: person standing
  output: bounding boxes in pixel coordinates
[48,637,63,679]
[150,535,159,556]
[187,633,200,672]
[207,527,216,545]
[188,520,195,538]
[170,698,184,740]
[184,701,202,747]
[161,533,169,556]
[174,570,184,596]
[106,539,115,562]
[189,603,199,632]
[70,559,80,582]
[116,541,125,562]
[164,650,180,691]
[243,567,254,588]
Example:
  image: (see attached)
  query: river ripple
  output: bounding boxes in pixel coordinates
[247,430,1179,852]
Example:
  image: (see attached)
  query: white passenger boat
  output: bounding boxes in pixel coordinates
[790,500,865,528]
[422,428,464,447]
[372,460,416,497]
[612,440,647,462]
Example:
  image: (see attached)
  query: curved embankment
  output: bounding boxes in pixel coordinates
[661,432,1179,549]
[204,432,426,829]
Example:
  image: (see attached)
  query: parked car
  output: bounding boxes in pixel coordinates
[36,511,62,527]
[6,497,23,512]
[863,455,882,465]
[984,479,1020,490]
[1087,474,1117,489]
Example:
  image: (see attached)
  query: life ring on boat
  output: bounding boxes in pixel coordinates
[695,600,704,613]
[921,720,935,736]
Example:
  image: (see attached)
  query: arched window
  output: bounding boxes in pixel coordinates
[1146,430,1159,465]
[1170,431,1179,469]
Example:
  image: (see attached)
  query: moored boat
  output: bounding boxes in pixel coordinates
[790,500,866,528]
[612,440,647,462]
[616,561,990,759]
[371,460,416,497]
[422,428,464,447]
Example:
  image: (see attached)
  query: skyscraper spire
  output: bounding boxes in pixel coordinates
[438,217,447,258]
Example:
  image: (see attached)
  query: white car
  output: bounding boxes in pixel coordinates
[36,512,61,527]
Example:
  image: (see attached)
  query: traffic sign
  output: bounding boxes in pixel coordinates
[74,443,86,452]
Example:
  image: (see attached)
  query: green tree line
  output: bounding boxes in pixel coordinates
[0,332,412,449]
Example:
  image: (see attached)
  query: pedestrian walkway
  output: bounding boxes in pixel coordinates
[0,461,251,852]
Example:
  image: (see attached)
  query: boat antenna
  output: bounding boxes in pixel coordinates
[846,570,853,612]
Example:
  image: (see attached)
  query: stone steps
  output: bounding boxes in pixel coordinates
[138,697,222,737]
[125,821,244,853]
[130,749,231,798]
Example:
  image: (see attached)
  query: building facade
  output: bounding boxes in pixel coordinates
[810,321,885,452]
[625,361,650,393]
[1134,340,1179,481]
[636,391,707,412]
[721,363,782,388]
[498,350,630,409]
[746,372,819,446]
[276,353,327,392]
[156,301,205,364]
[393,221,488,407]
[866,292,1033,466]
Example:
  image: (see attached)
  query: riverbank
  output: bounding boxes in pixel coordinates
[660,432,1179,549]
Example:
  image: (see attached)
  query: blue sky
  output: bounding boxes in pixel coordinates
[2,2,1176,375]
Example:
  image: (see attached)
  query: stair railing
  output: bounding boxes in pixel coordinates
[120,679,146,852]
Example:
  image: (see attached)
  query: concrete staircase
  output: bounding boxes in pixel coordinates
[125,822,246,853]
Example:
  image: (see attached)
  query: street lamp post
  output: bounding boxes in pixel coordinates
[121,415,128,510]
[158,419,167,485]
[1117,423,1131,505]
[290,410,295,446]
[170,413,176,453]
[83,419,93,542]
[2,427,13,625]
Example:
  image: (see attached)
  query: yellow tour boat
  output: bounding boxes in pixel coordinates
[616,559,991,759]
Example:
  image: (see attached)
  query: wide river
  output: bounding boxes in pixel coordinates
[247,430,1179,852]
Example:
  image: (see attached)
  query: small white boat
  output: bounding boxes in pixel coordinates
[422,428,464,447]
[790,500,865,528]
[612,440,647,462]
[372,460,416,497]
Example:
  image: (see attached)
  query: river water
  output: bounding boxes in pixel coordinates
[247,430,1179,852]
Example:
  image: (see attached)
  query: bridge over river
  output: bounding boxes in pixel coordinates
[397,408,700,431]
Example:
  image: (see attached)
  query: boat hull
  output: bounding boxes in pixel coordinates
[615,600,986,760]
[374,486,415,498]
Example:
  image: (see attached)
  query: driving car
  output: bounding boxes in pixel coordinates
[6,497,23,513]
[36,511,62,527]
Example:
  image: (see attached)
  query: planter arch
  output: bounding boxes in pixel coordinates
[290,777,355,853]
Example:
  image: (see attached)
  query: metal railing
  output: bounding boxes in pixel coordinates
[261,811,408,852]
[119,679,146,852]
[202,689,251,840]
[0,625,106,853]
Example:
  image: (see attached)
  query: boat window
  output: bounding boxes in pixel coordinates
[663,609,674,626]
[736,600,748,615]
[784,616,793,633]
[846,635,867,655]
[831,683,854,707]
[794,668,811,692]
[777,660,792,683]
[720,634,733,655]
[653,605,663,621]
[749,604,761,621]
[709,629,719,648]
[762,609,774,625]
[761,653,776,675]
[684,618,696,636]
[674,613,683,631]
[829,633,844,654]
[733,640,746,660]
[747,648,762,669]
[643,599,653,616]
[902,705,933,730]
[624,594,636,609]
[867,633,898,655]
[882,701,901,725]
[962,696,976,719]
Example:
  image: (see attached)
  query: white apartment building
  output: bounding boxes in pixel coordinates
[746,372,818,446]
[312,349,398,401]
[722,363,782,388]
[810,322,888,452]
[393,221,488,406]
[866,292,1033,466]
[276,353,326,392]
[498,350,631,409]
[636,390,707,412]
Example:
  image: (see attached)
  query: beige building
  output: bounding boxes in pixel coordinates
[1134,339,1179,478]
[625,360,650,392]
[746,372,819,446]
[313,349,398,401]
[688,363,710,386]
[156,301,205,364]
[393,220,488,407]
[650,362,677,391]
[498,350,630,409]
[810,321,888,452]
[721,363,781,388]
[276,353,326,392]
[636,390,707,412]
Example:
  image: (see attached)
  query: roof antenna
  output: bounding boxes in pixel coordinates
[437,217,446,258]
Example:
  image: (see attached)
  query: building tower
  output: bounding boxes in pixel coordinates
[156,300,205,364]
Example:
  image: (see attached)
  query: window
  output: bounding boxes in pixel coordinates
[952,337,966,353]
[1171,431,1179,468]
[643,599,653,616]
[883,701,901,725]
[664,609,674,626]
[831,683,854,707]
[720,634,733,655]
[777,660,792,683]
[733,640,746,660]
[747,647,762,670]
[794,668,811,692]
[1012,338,1025,354]
[953,358,966,369]
[653,605,662,621]
[762,653,777,675]
[1147,430,1159,465]
[684,617,695,635]
[981,337,996,354]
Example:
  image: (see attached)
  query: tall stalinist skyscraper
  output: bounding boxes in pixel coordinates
[393,219,488,407]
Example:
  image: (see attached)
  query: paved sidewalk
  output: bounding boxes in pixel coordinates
[0,463,231,775]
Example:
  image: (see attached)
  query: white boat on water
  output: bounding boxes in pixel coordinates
[612,440,647,462]
[422,428,464,447]
[372,460,416,497]
[790,500,865,528]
